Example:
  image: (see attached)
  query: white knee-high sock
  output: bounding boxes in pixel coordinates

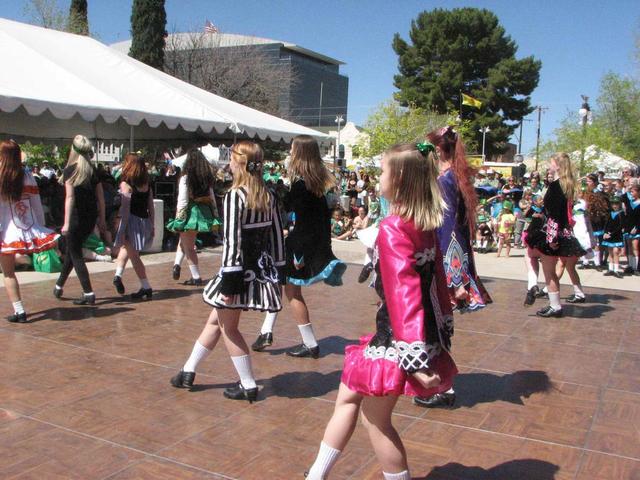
[189,264,201,280]
[12,301,25,314]
[174,248,185,266]
[231,355,256,389]
[183,341,211,373]
[307,442,341,480]
[140,278,151,290]
[548,291,561,311]
[527,270,538,290]
[260,312,278,334]
[298,323,318,348]
[593,255,600,266]
[383,471,411,480]
[115,265,125,277]
[573,284,584,298]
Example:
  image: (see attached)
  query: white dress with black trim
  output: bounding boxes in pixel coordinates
[203,187,285,312]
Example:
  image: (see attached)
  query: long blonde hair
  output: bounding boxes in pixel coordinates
[231,141,270,212]
[385,143,444,231]
[553,152,577,201]
[66,135,94,187]
[288,134,335,197]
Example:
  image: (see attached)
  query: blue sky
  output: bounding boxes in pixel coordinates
[3,0,639,153]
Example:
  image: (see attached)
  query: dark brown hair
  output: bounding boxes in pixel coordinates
[0,140,25,202]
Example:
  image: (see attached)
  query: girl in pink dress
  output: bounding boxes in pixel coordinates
[306,143,458,480]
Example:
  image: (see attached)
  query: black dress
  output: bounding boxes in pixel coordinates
[525,180,585,257]
[285,179,346,286]
[602,211,625,247]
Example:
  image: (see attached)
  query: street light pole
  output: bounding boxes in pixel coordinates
[479,126,490,162]
[334,114,344,172]
[578,95,592,175]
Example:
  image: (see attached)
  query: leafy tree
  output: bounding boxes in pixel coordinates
[68,0,89,35]
[393,8,541,155]
[357,100,449,158]
[597,73,640,158]
[23,0,66,30]
[129,0,167,70]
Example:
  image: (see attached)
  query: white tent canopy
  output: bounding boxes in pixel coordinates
[0,18,328,144]
[569,145,637,175]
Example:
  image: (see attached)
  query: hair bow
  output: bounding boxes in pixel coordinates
[247,161,262,172]
[416,141,435,156]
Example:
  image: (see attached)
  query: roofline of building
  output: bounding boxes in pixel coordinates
[110,33,345,66]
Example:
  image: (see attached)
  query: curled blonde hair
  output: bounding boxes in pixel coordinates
[385,143,444,231]
[66,135,94,187]
[231,141,270,212]
[552,152,577,201]
[288,135,335,197]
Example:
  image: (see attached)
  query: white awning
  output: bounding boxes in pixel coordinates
[0,18,327,144]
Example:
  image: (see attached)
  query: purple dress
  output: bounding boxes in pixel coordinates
[437,169,491,312]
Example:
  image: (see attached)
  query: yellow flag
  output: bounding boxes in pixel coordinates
[462,93,482,109]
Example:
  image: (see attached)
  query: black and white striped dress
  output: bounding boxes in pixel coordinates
[203,187,285,312]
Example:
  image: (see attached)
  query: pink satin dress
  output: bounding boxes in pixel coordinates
[341,215,458,397]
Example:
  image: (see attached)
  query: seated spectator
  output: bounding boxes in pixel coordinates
[474,169,488,187]
[501,176,520,195]
[367,189,380,225]
[330,208,353,240]
[351,206,369,237]
[40,160,56,180]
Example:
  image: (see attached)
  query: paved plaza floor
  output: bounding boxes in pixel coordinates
[1,251,639,479]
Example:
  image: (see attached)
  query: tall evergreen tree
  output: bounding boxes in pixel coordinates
[68,0,89,35]
[393,8,541,155]
[129,0,167,71]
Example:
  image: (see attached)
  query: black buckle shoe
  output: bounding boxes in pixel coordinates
[413,392,456,408]
[53,286,63,299]
[286,343,320,359]
[183,278,204,286]
[566,294,586,304]
[6,312,28,323]
[131,288,153,301]
[223,382,258,403]
[603,270,614,276]
[614,272,624,279]
[113,276,125,294]
[357,263,373,284]
[73,294,96,305]
[524,286,538,306]
[170,370,195,389]
[535,288,548,298]
[172,264,181,281]
[252,332,273,352]
[536,306,563,318]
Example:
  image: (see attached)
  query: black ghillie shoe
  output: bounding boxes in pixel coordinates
[170,370,195,389]
[223,382,258,403]
[73,294,96,305]
[357,263,373,284]
[286,343,320,359]
[536,306,563,318]
[566,294,586,304]
[53,286,63,299]
[113,276,125,294]
[6,312,28,323]
[172,264,181,281]
[413,392,456,408]
[524,286,539,306]
[131,288,153,300]
[182,278,204,286]
[251,332,273,352]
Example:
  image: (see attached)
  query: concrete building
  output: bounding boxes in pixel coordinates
[111,33,349,128]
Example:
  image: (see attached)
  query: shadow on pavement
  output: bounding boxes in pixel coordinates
[266,335,358,358]
[448,370,552,408]
[27,306,136,322]
[420,459,560,479]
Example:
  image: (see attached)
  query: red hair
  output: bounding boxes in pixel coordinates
[427,126,478,232]
[120,153,149,188]
[0,140,25,202]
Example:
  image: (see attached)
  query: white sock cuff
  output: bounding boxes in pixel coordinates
[231,355,256,389]
[573,284,584,297]
[115,266,125,277]
[306,442,342,480]
[174,249,185,266]
[298,323,318,349]
[12,301,25,314]
[527,270,538,290]
[189,264,201,279]
[548,291,561,310]
[183,341,212,373]
[261,312,278,334]
[383,470,411,480]
[140,278,151,290]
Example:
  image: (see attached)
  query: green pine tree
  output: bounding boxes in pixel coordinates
[393,8,541,156]
[68,0,89,35]
[129,0,167,71]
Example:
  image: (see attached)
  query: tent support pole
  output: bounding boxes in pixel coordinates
[93,121,98,162]
[129,125,134,152]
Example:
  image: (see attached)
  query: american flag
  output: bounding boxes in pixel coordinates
[204,20,218,34]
